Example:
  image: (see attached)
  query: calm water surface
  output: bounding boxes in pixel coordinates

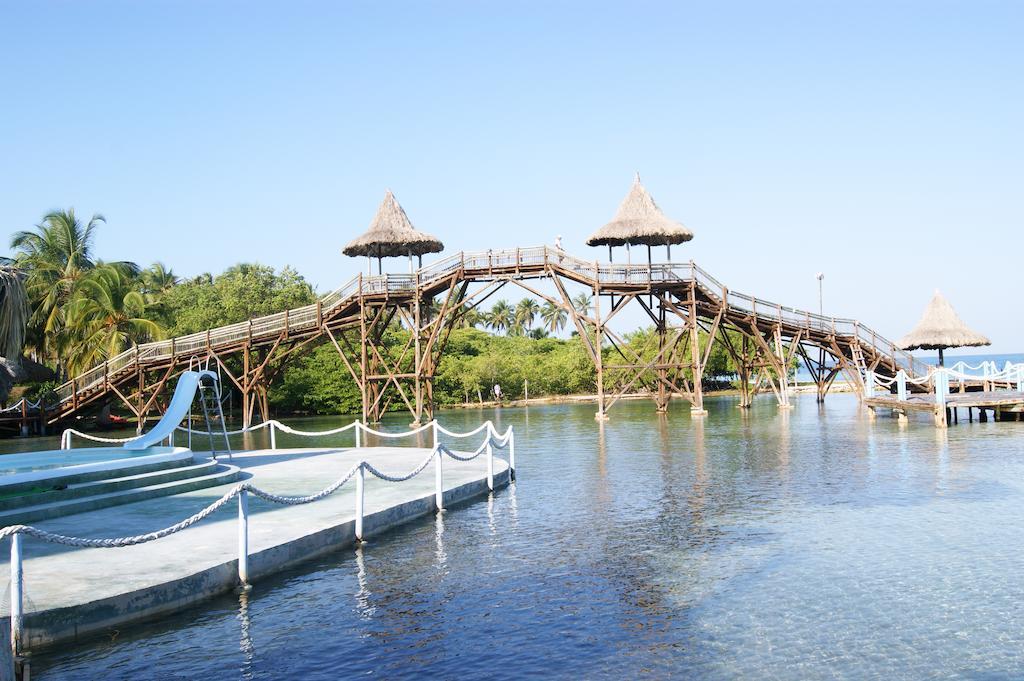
[25,393,1024,679]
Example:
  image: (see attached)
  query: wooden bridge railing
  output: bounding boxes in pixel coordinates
[50,245,925,414]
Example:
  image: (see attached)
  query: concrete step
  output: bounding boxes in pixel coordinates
[0,463,243,526]
[0,458,220,511]
[0,452,195,498]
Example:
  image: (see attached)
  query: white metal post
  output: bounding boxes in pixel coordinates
[486,442,494,491]
[355,422,361,448]
[897,370,907,402]
[238,489,249,585]
[935,370,948,407]
[432,420,439,448]
[509,431,516,482]
[434,449,444,511]
[355,464,365,541]
[1017,365,1023,393]
[11,533,22,657]
[864,370,875,398]
[269,422,277,450]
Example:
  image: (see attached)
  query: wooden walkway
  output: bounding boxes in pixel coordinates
[866,391,1024,425]
[44,246,933,427]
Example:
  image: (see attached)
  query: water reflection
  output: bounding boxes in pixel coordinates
[236,589,254,679]
[592,420,611,513]
[506,481,518,530]
[434,510,447,573]
[777,408,790,472]
[692,415,706,489]
[486,492,496,537]
[354,545,374,620]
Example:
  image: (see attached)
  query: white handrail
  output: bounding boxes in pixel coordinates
[61,417,517,451]
[5,418,515,657]
[866,362,1024,400]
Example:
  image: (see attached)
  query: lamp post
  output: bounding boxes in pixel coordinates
[814,272,825,401]
[816,272,824,318]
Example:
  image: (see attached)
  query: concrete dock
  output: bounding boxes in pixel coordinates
[0,446,509,652]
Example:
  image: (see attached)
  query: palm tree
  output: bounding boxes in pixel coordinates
[11,209,138,366]
[514,298,540,335]
[63,264,165,375]
[572,292,593,317]
[11,209,102,358]
[140,262,178,298]
[0,264,29,359]
[455,302,483,329]
[487,300,514,334]
[540,301,567,334]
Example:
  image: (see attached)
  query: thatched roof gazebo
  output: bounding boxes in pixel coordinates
[897,290,991,366]
[586,174,693,263]
[343,190,444,273]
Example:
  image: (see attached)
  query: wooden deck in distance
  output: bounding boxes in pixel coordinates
[866,391,1024,414]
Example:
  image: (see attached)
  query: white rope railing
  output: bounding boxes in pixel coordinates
[940,363,1023,383]
[61,429,145,449]
[61,416,521,455]
[865,362,1024,404]
[0,398,43,414]
[6,418,514,656]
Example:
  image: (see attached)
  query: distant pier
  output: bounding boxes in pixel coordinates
[864,361,1024,426]
[866,390,1024,425]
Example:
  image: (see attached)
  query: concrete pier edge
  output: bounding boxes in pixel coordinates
[20,465,510,653]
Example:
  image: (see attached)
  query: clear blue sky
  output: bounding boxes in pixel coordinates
[1,2,1021,353]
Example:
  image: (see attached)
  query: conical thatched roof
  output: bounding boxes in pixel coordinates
[586,174,694,247]
[898,290,991,350]
[343,191,444,258]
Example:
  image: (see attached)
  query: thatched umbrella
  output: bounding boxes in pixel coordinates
[343,190,444,274]
[897,290,991,366]
[586,173,693,264]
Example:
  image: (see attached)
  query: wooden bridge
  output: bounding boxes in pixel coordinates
[47,246,932,429]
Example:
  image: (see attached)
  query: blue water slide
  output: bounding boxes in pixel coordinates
[124,370,219,450]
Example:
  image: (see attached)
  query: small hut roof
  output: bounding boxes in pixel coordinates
[897,290,991,351]
[343,190,444,258]
[586,174,694,247]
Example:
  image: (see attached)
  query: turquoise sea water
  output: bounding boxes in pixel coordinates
[26,393,1024,679]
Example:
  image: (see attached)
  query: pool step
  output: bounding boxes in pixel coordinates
[0,461,242,526]
[0,452,196,497]
[0,458,221,511]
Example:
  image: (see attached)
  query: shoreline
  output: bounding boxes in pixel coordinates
[61,382,861,435]
[428,380,859,412]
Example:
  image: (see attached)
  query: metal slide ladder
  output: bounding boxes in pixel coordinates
[189,357,232,460]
